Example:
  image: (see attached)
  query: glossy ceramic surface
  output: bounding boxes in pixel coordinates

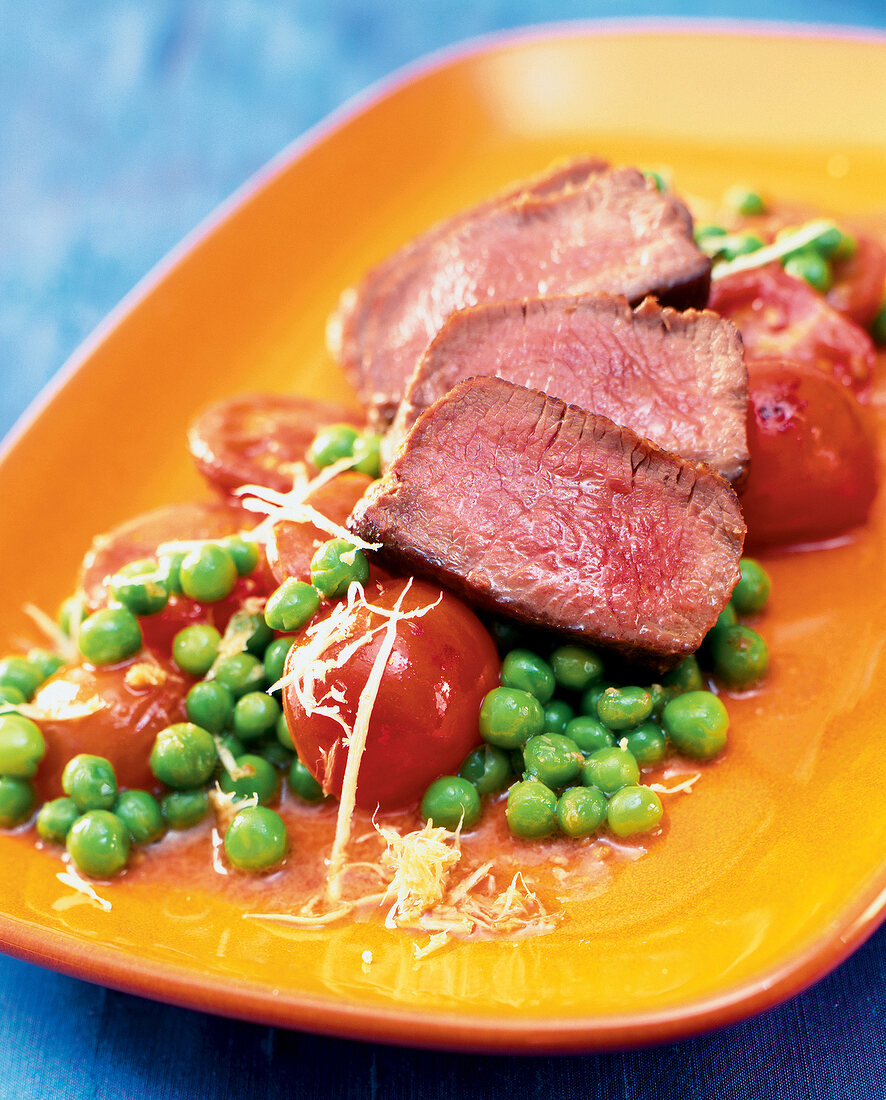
[0,25,885,1052]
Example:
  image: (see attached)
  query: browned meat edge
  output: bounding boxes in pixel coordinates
[351,377,745,667]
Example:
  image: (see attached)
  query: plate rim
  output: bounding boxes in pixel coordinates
[1,18,885,1053]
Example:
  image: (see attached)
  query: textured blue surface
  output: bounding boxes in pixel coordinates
[1,3,885,1098]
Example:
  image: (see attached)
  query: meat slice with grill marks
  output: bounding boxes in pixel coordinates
[333,164,711,427]
[350,377,745,665]
[386,295,748,484]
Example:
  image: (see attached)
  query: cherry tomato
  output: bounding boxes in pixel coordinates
[188,392,365,496]
[710,263,876,397]
[827,234,886,328]
[265,472,373,585]
[79,500,255,610]
[281,577,499,810]
[31,653,189,801]
[742,358,879,549]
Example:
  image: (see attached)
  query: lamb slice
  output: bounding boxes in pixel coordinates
[386,295,748,484]
[350,377,745,664]
[328,156,609,405]
[355,166,712,428]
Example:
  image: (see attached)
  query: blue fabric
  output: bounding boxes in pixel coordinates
[1,3,884,1097]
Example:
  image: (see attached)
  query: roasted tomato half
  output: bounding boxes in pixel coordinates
[188,392,365,496]
[710,263,876,398]
[32,653,189,801]
[742,358,879,549]
[282,577,499,811]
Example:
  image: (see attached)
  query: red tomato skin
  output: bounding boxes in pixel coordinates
[188,392,365,496]
[827,234,886,328]
[32,653,189,802]
[282,578,500,811]
[710,263,876,398]
[742,358,879,550]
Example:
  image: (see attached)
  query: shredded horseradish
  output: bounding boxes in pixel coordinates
[23,601,79,663]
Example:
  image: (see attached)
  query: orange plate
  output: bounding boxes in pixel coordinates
[1,23,886,1053]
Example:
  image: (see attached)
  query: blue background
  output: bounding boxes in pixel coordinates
[1,3,884,1097]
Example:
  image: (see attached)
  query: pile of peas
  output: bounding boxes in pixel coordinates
[418,557,771,843]
[693,186,860,296]
[0,524,375,878]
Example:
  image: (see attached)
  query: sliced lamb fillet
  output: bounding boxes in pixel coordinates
[352,166,711,427]
[328,156,609,404]
[386,295,748,484]
[350,377,745,665]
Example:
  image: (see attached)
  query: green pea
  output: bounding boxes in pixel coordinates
[179,544,237,603]
[289,757,325,803]
[157,550,186,594]
[485,616,533,655]
[224,805,288,871]
[784,250,832,293]
[0,713,46,777]
[720,233,764,261]
[0,776,35,827]
[172,623,221,677]
[0,655,48,700]
[724,185,767,216]
[27,648,65,681]
[732,558,771,615]
[711,625,770,689]
[307,423,360,468]
[66,810,130,876]
[543,699,575,736]
[150,723,218,789]
[556,786,607,837]
[109,559,169,616]
[276,710,294,751]
[78,608,142,666]
[662,655,704,693]
[607,785,663,837]
[219,754,279,805]
[549,645,604,691]
[310,539,370,599]
[219,536,260,577]
[162,788,209,830]
[644,170,667,192]
[581,747,640,795]
[58,595,84,637]
[580,681,614,717]
[264,579,321,632]
[565,715,615,754]
[114,790,165,844]
[217,732,246,761]
[233,692,281,742]
[420,776,481,831]
[648,683,677,719]
[625,722,668,766]
[61,754,118,811]
[186,680,234,733]
[505,779,558,839]
[500,649,555,704]
[522,733,583,789]
[0,685,26,707]
[211,652,266,698]
[596,686,653,731]
[813,224,855,260]
[35,797,79,843]
[662,691,729,760]
[478,687,544,749]
[458,744,511,795]
[871,300,886,346]
[254,735,293,768]
[351,433,382,478]
[694,223,728,253]
[224,609,274,656]
[264,637,294,689]
[711,602,738,634]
